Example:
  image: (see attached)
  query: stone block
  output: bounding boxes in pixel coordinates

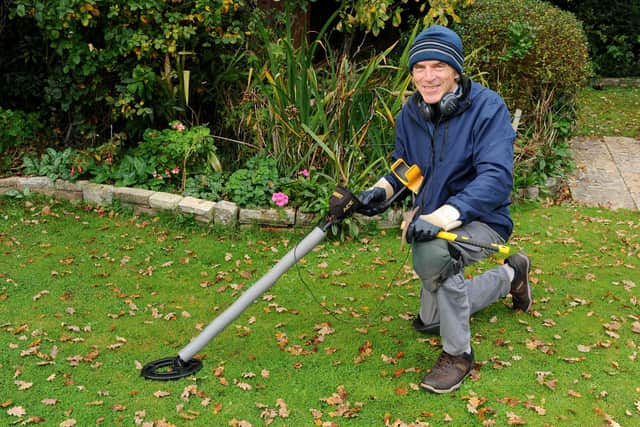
[131,205,159,217]
[0,177,19,188]
[55,179,86,192]
[113,187,155,207]
[214,200,238,226]
[17,176,54,191]
[239,207,295,227]
[354,208,403,230]
[179,197,215,222]
[295,211,320,227]
[83,183,114,206]
[149,192,183,211]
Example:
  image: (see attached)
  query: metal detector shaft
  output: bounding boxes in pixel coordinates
[178,226,327,362]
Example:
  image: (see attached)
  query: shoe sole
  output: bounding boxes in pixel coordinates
[513,254,532,312]
[420,372,469,394]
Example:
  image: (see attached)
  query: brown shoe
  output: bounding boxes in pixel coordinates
[420,349,474,394]
[506,253,532,312]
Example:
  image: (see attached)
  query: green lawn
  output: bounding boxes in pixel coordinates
[1,196,639,426]
[575,86,640,138]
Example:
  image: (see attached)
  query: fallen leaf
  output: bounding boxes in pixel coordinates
[15,380,33,390]
[7,406,26,417]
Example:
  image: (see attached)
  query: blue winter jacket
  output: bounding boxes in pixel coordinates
[383,77,516,241]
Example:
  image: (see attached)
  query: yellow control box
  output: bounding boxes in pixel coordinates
[391,158,424,194]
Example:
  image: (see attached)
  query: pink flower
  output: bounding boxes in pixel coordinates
[172,122,186,132]
[171,165,181,175]
[271,192,289,207]
[298,169,310,178]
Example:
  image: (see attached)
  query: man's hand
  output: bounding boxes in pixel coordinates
[406,217,442,243]
[356,187,387,216]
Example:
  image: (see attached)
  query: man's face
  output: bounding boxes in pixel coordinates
[411,60,459,104]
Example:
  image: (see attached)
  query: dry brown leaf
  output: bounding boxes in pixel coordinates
[577,344,591,353]
[15,380,33,390]
[568,389,582,398]
[276,399,289,418]
[506,411,526,425]
[7,406,27,417]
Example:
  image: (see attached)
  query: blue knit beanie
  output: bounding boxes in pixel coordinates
[408,25,464,75]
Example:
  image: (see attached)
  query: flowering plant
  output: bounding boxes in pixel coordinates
[271,192,289,207]
[135,122,221,191]
[284,167,330,214]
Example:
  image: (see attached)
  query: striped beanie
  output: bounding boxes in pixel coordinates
[408,25,464,75]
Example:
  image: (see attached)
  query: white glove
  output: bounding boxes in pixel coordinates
[372,177,394,200]
[418,204,461,231]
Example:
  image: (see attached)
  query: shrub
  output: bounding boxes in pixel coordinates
[134,121,222,191]
[549,0,640,78]
[0,108,43,172]
[3,0,253,145]
[456,0,590,117]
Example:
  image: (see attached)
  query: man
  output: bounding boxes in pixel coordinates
[356,25,532,394]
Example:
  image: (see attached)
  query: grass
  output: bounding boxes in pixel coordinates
[1,195,639,426]
[575,86,640,138]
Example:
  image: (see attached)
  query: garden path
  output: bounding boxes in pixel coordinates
[568,136,640,211]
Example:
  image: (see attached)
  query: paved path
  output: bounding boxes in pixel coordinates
[568,136,640,210]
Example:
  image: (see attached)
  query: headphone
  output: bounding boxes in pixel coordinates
[418,91,461,122]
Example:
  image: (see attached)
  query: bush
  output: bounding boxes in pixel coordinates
[456,0,591,188]
[549,0,640,78]
[0,108,43,172]
[456,0,590,117]
[3,0,254,145]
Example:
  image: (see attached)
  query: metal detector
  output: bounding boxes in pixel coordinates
[141,178,510,380]
[141,186,361,380]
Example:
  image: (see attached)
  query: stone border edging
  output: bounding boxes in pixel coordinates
[0,176,403,230]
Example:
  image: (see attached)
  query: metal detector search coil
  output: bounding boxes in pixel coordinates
[391,158,423,194]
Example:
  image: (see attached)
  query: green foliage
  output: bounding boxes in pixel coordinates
[0,108,43,171]
[498,21,536,62]
[0,108,42,148]
[101,154,163,190]
[183,173,226,202]
[224,157,285,208]
[457,0,590,113]
[134,121,222,191]
[283,168,331,215]
[241,9,410,191]
[3,0,253,143]
[22,147,80,181]
[549,0,640,77]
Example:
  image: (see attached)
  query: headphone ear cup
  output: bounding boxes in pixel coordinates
[419,101,434,122]
[439,92,459,117]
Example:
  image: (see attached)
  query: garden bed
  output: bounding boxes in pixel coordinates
[0,176,403,230]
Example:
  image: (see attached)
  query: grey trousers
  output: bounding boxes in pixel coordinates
[411,221,511,356]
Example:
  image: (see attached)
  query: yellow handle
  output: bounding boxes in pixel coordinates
[436,231,511,255]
